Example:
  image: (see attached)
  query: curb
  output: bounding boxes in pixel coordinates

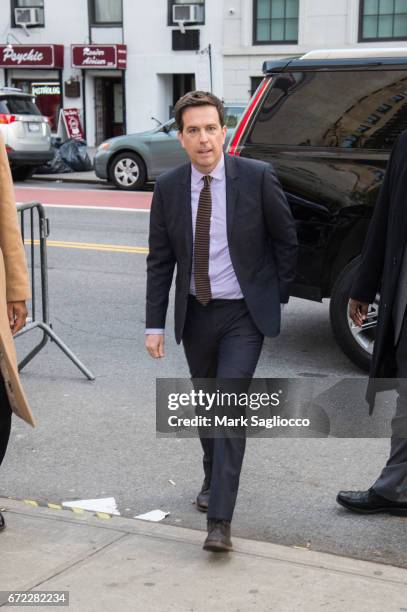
[31,175,103,185]
[1,497,113,521]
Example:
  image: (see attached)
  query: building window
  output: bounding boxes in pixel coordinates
[254,0,299,44]
[360,0,407,41]
[168,0,205,27]
[11,0,44,28]
[90,0,123,26]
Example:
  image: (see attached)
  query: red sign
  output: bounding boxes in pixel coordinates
[0,45,63,68]
[71,45,127,69]
[61,109,84,141]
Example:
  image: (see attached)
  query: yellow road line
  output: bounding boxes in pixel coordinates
[24,239,148,254]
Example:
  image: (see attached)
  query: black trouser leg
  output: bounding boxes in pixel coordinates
[373,313,407,501]
[183,297,264,521]
[183,298,217,483]
[0,374,12,468]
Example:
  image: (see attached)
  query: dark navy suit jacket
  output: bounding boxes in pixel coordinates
[146,154,298,343]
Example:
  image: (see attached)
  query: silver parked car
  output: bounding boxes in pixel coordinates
[0,87,53,181]
[94,105,245,190]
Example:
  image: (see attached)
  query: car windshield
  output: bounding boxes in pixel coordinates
[0,96,41,116]
[162,119,177,131]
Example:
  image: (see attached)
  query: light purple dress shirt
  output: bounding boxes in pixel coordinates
[146,154,243,335]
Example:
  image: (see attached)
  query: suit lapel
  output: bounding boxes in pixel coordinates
[224,154,239,244]
[179,163,193,265]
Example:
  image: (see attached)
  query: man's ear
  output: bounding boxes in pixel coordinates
[177,130,185,149]
[222,125,227,143]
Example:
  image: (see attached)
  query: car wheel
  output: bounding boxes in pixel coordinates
[110,152,146,190]
[329,257,379,372]
[12,166,34,182]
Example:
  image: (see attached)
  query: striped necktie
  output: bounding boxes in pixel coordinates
[194,175,213,305]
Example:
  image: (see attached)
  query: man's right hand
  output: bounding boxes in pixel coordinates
[348,298,369,327]
[145,334,165,359]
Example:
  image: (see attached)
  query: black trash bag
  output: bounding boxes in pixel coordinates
[59,139,92,172]
[35,146,74,174]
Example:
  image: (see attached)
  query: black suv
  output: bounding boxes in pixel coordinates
[227,49,407,371]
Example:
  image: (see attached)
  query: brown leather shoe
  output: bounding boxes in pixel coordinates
[0,511,5,532]
[196,478,210,513]
[203,520,233,552]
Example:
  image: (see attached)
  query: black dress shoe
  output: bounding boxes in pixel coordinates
[337,488,407,515]
[196,478,210,513]
[0,511,5,531]
[203,520,233,552]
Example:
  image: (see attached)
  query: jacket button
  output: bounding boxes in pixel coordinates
[394,257,398,265]
[384,303,387,309]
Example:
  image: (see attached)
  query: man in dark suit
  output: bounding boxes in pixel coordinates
[337,131,407,515]
[145,91,298,551]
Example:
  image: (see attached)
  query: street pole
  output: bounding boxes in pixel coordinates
[196,44,213,93]
[208,43,213,93]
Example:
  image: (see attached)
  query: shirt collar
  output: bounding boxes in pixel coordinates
[191,154,225,186]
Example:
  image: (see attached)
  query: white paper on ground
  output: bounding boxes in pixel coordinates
[62,497,120,515]
[134,509,170,522]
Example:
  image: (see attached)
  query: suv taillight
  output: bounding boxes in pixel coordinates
[228,78,271,156]
[0,114,16,125]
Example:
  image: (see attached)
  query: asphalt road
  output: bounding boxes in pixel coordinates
[3,183,407,568]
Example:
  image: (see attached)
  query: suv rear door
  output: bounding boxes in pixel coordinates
[0,94,50,152]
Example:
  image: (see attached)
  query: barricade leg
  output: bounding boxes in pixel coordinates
[16,202,95,381]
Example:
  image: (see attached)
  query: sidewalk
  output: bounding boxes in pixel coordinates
[0,498,406,611]
[31,170,102,184]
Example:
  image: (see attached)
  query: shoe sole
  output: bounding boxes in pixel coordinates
[203,540,233,553]
[196,502,208,513]
[336,496,407,516]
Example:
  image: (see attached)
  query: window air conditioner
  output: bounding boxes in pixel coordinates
[15,7,43,26]
[173,4,203,23]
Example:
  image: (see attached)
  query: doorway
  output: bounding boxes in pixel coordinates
[94,77,124,145]
[171,74,195,116]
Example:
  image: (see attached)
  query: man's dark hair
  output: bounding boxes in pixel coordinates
[174,91,225,132]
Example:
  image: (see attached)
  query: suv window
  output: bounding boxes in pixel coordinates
[224,107,244,129]
[249,70,407,150]
[0,96,41,116]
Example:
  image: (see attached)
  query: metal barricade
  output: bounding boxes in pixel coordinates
[15,201,95,380]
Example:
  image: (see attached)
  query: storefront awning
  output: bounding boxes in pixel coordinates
[0,45,64,68]
[71,45,127,69]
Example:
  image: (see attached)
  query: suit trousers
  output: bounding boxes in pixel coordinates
[373,311,407,501]
[182,296,264,521]
[0,373,12,468]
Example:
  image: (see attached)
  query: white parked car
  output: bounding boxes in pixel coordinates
[0,87,53,181]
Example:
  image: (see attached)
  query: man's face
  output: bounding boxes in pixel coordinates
[178,105,227,173]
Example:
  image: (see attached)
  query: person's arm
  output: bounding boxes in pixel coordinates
[348,136,400,327]
[350,137,398,305]
[0,135,30,334]
[145,181,175,358]
[261,163,298,303]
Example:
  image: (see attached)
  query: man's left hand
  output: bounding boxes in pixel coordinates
[7,301,28,335]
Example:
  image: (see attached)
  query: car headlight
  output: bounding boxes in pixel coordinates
[98,142,110,151]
